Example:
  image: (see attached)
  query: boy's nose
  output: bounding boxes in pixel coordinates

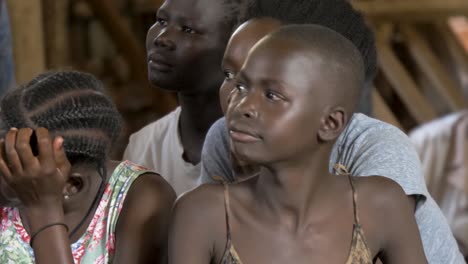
[236,95,259,120]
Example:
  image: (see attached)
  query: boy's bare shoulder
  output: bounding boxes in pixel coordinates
[175,183,226,217]
[174,180,253,227]
[352,176,411,215]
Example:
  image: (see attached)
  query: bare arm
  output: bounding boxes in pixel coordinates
[169,185,223,264]
[372,178,427,263]
[113,172,176,264]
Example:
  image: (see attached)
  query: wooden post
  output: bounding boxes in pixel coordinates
[352,0,468,21]
[372,89,402,129]
[376,26,437,124]
[401,25,466,111]
[436,22,468,99]
[42,0,70,68]
[6,0,46,84]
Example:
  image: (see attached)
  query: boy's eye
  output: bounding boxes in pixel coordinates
[224,71,235,80]
[182,26,197,34]
[265,90,282,101]
[236,84,247,92]
[155,17,167,26]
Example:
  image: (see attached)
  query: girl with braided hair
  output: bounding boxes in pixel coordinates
[0,71,175,264]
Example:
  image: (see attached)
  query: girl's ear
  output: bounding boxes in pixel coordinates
[63,173,84,198]
[317,107,347,142]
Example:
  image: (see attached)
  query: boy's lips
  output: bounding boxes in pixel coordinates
[229,126,262,143]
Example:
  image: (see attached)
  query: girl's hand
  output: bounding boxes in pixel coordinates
[0,127,71,210]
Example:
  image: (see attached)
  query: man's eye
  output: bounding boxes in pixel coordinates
[182,26,197,34]
[155,17,167,26]
[224,71,235,80]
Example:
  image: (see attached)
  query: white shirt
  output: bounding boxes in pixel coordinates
[124,107,200,196]
[410,111,468,254]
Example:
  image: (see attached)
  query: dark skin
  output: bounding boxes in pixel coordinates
[0,127,176,264]
[170,33,427,263]
[219,18,418,209]
[146,0,231,164]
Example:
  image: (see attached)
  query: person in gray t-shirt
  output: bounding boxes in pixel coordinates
[198,1,465,262]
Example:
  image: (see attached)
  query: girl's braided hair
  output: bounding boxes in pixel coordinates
[0,71,122,166]
[0,71,122,237]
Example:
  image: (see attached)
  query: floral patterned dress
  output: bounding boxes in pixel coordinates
[0,160,150,264]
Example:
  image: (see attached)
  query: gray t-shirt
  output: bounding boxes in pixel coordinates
[199,114,465,264]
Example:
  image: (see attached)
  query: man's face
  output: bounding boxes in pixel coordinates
[146,0,232,94]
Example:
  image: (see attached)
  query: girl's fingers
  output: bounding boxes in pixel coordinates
[15,128,39,170]
[0,139,13,183]
[35,128,55,167]
[53,136,71,180]
[4,129,24,176]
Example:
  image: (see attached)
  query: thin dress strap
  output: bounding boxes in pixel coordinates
[333,164,360,225]
[223,182,233,244]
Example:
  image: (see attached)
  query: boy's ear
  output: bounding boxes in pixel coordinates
[317,107,347,142]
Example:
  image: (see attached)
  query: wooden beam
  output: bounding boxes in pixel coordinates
[352,0,468,21]
[376,28,437,123]
[401,25,466,111]
[6,0,46,84]
[372,89,402,130]
[42,0,70,68]
[439,21,468,98]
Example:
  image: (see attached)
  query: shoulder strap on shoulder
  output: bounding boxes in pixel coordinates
[223,182,232,242]
[334,163,360,225]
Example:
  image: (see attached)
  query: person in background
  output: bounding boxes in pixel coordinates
[410,111,468,260]
[198,0,465,263]
[0,0,16,94]
[0,71,175,264]
[123,0,250,195]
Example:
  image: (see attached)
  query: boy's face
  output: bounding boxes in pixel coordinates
[220,18,282,113]
[146,0,231,93]
[226,37,335,164]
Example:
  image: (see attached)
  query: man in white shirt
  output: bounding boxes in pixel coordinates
[410,111,468,259]
[123,0,247,195]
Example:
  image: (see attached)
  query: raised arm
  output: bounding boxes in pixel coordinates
[113,172,176,264]
[0,128,74,264]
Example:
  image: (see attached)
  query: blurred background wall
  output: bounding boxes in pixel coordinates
[4,0,468,154]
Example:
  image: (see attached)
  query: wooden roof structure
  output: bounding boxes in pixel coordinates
[5,0,468,136]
